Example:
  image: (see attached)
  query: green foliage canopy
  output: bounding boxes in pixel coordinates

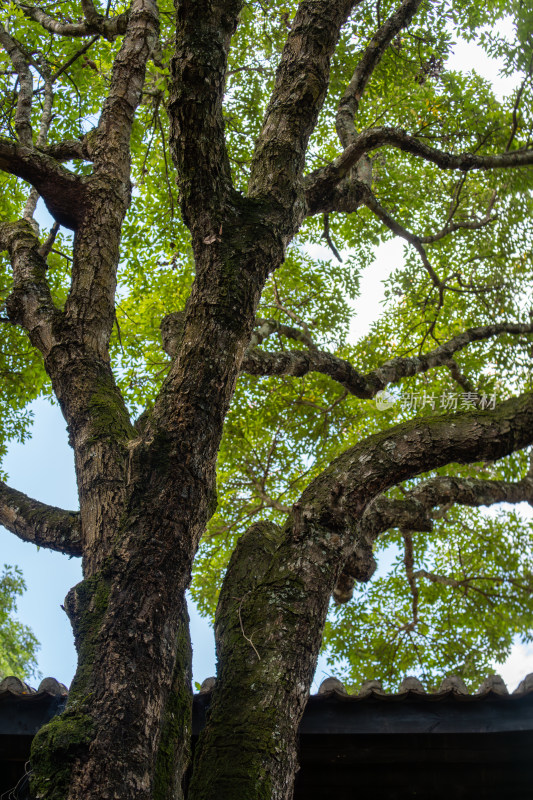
[0,564,39,679]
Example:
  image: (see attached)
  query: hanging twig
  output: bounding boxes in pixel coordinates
[322,213,343,262]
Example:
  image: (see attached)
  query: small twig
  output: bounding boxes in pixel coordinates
[322,213,343,262]
[114,312,125,355]
[50,36,100,83]
[506,50,533,153]
[50,248,73,262]
[236,594,261,661]
[38,221,60,259]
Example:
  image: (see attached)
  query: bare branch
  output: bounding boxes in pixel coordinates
[0,481,82,556]
[322,213,343,261]
[336,0,424,147]
[242,321,533,397]
[361,186,442,287]
[419,191,497,244]
[50,35,100,83]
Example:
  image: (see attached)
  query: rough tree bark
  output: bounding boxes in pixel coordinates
[1,0,533,799]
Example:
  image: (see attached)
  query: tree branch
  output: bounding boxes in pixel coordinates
[336,0,424,147]
[334,471,533,602]
[197,392,533,796]
[41,138,92,161]
[0,23,33,145]
[0,137,88,229]
[23,65,54,222]
[18,2,128,40]
[249,318,316,349]
[63,0,160,359]
[242,321,533,396]
[91,0,159,176]
[248,0,360,216]
[304,127,533,212]
[0,219,60,354]
[168,0,241,234]
[0,481,82,556]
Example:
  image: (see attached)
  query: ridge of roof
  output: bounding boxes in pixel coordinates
[2,672,532,702]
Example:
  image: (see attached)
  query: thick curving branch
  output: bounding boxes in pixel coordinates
[0,482,82,556]
[241,321,533,396]
[192,391,533,800]
[336,0,424,147]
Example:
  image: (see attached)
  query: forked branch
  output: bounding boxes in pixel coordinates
[304,127,533,212]
[249,0,360,213]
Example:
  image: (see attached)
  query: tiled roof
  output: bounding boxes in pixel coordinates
[0,676,68,698]
[197,672,533,699]
[2,672,532,700]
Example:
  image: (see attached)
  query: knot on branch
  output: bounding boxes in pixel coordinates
[333,541,377,604]
[160,310,185,358]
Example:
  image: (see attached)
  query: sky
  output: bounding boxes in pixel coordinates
[2,17,533,693]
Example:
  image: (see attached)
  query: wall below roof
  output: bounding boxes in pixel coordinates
[1,675,533,799]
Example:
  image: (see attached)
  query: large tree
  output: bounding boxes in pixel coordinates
[1,0,533,797]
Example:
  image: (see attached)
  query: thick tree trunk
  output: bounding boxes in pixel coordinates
[188,396,533,800]
[28,196,288,798]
